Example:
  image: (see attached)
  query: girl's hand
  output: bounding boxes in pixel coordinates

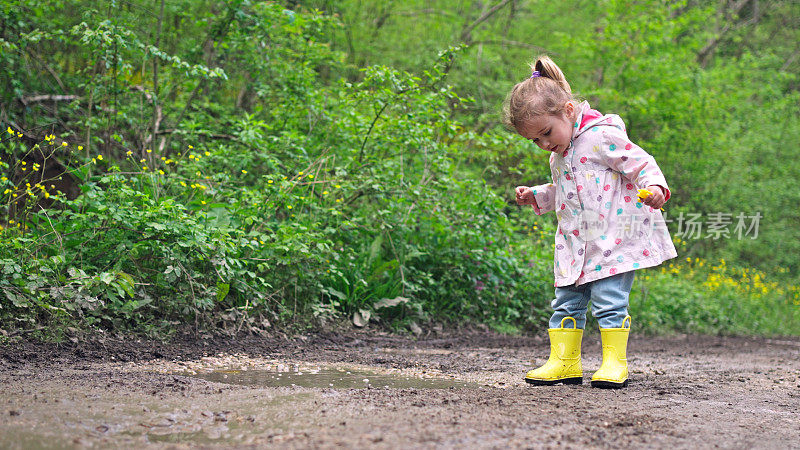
[515,186,538,208]
[641,185,666,209]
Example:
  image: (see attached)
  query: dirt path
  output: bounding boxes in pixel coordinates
[2,331,799,449]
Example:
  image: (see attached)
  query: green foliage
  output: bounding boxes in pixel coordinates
[631,261,800,336]
[0,3,555,336]
[1,0,798,337]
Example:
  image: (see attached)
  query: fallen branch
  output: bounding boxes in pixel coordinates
[18,94,80,105]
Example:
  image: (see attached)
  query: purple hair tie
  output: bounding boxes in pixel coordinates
[530,70,541,78]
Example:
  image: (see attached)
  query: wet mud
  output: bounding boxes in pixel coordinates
[1,331,799,448]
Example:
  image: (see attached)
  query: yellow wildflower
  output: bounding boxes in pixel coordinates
[78,145,83,151]
[97,154,103,161]
[204,151,210,156]
[241,170,247,174]
[308,174,314,179]
[6,127,12,134]
[126,151,133,156]
[142,166,148,171]
[21,161,26,165]
[17,133,22,138]
[268,180,273,184]
[189,154,195,159]
[161,157,166,161]
[299,171,304,176]
[335,184,341,188]
[287,205,293,209]
[637,189,651,200]
[158,170,165,175]
[146,149,152,153]
[201,200,207,205]
[61,142,68,147]
[1,177,6,182]
[140,158,146,163]
[322,190,329,195]
[188,145,193,149]
[180,181,187,187]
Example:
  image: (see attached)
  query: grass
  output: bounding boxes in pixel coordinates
[631,258,800,336]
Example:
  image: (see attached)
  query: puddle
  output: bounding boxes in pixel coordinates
[188,367,473,389]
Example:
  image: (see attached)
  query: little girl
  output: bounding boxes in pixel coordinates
[505,55,677,388]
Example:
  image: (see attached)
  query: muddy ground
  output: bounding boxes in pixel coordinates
[1,330,799,449]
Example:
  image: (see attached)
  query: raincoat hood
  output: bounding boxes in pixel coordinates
[572,101,620,141]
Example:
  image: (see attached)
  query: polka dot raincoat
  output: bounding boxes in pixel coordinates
[530,102,678,287]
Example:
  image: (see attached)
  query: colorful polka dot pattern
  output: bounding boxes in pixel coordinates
[526,101,677,287]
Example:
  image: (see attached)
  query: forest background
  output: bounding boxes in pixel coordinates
[1,0,798,339]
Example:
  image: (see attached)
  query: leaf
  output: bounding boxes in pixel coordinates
[324,288,346,300]
[216,282,230,302]
[374,296,409,309]
[115,272,136,297]
[99,272,115,285]
[367,234,383,265]
[147,222,166,231]
[405,248,428,260]
[352,309,370,327]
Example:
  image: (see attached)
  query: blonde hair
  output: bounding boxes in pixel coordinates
[503,55,576,131]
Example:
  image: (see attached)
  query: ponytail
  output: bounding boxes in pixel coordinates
[503,55,576,131]
[532,55,572,95]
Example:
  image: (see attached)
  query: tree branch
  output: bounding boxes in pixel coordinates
[697,0,756,67]
[459,0,513,44]
[781,47,800,71]
[18,95,80,105]
[152,0,165,156]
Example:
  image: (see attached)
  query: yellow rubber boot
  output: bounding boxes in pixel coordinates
[524,317,583,386]
[591,316,631,389]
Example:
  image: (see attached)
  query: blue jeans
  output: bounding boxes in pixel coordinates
[549,271,636,329]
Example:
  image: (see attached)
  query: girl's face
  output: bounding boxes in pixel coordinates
[518,101,576,154]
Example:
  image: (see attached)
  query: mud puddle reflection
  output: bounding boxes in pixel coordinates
[188,366,475,389]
